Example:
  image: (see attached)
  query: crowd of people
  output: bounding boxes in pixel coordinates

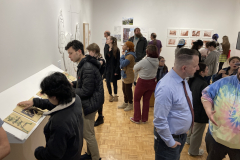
[0,27,239,160]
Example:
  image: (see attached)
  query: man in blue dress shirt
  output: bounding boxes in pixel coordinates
[154,48,199,160]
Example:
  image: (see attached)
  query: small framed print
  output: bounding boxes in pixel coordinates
[179,29,190,37]
[202,30,214,38]
[167,29,179,37]
[166,38,178,47]
[190,29,202,38]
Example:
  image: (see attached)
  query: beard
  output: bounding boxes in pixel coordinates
[135,33,142,38]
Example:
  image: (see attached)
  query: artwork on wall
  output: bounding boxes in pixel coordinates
[114,26,121,33]
[83,23,89,51]
[166,38,178,47]
[203,30,214,38]
[179,29,190,37]
[123,28,130,43]
[75,23,81,41]
[58,10,67,71]
[4,112,36,134]
[13,97,43,122]
[122,17,133,25]
[183,38,190,47]
[113,34,121,42]
[191,30,202,38]
[167,29,179,37]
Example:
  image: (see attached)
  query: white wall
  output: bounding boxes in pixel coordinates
[92,0,238,68]
[0,0,93,93]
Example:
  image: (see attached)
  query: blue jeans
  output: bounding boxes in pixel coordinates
[154,128,187,160]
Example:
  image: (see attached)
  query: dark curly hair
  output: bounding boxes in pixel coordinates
[65,40,85,55]
[40,72,75,105]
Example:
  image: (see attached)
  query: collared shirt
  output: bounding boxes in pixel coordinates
[153,69,192,147]
[202,75,240,149]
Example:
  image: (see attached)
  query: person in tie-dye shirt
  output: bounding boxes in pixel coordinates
[201,67,240,160]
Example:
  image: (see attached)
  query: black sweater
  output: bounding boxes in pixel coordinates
[189,75,209,123]
[34,95,83,160]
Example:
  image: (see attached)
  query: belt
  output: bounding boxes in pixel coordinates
[172,134,185,138]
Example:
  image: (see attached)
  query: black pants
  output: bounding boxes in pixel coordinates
[205,130,240,160]
[98,105,103,116]
[218,62,224,72]
[122,81,133,104]
[106,74,118,95]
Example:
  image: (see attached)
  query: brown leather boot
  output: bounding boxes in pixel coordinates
[113,96,118,102]
[109,95,114,102]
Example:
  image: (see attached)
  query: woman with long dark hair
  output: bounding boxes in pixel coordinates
[105,36,121,102]
[130,44,159,124]
[186,63,209,156]
[18,72,83,160]
[191,40,203,62]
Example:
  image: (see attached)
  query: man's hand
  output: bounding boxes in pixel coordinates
[218,70,226,74]
[17,100,34,110]
[222,73,229,78]
[171,141,181,148]
[207,110,218,126]
[114,73,118,75]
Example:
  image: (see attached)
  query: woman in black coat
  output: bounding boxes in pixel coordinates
[105,36,121,102]
[186,63,209,156]
[18,72,83,160]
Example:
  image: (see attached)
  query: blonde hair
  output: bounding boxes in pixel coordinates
[87,43,101,57]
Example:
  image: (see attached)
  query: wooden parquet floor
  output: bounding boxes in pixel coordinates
[81,80,230,160]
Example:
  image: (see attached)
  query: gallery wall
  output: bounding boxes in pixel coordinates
[91,0,239,68]
[0,0,93,93]
[0,0,93,159]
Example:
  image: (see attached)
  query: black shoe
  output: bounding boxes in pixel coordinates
[94,116,104,127]
[134,82,137,86]
[80,152,92,160]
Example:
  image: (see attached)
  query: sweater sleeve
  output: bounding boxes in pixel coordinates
[75,66,95,98]
[34,126,69,160]
[120,55,130,69]
[133,59,143,72]
[33,98,56,110]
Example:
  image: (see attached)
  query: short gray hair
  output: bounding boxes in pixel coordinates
[175,48,199,68]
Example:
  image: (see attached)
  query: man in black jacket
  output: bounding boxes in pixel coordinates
[128,28,147,85]
[66,40,104,160]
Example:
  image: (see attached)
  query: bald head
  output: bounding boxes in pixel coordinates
[104,31,110,38]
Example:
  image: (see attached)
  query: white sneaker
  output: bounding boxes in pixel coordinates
[188,149,204,156]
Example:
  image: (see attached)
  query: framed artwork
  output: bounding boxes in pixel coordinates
[113,34,121,42]
[183,38,190,47]
[167,29,179,37]
[179,29,190,37]
[166,38,178,47]
[83,23,89,51]
[190,29,202,38]
[4,112,36,134]
[202,39,212,48]
[123,28,135,43]
[203,30,214,38]
[122,17,133,25]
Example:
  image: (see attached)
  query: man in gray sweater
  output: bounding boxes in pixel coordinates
[204,41,220,83]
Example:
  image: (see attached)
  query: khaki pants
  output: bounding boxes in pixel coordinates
[83,110,100,160]
[186,122,206,155]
